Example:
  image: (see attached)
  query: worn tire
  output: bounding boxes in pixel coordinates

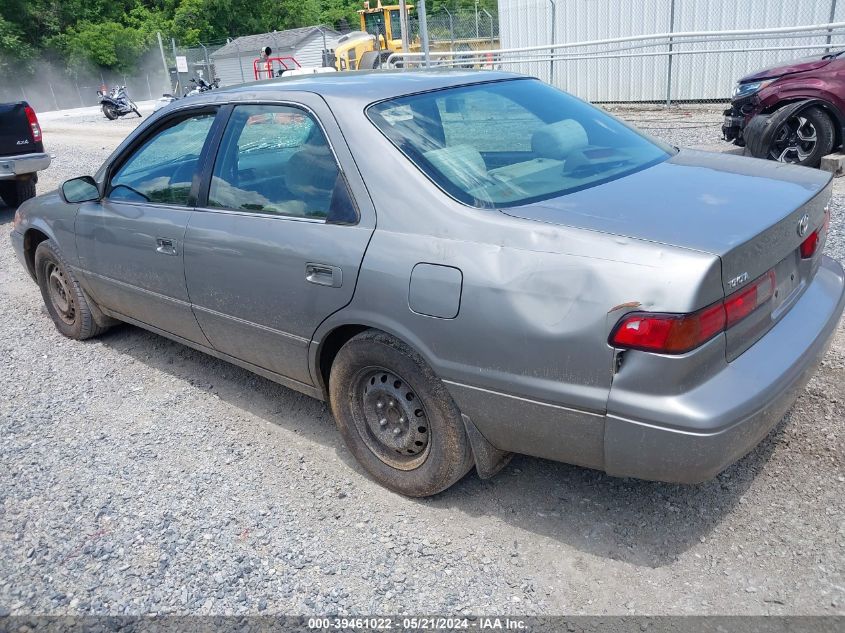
[329,330,474,497]
[102,104,118,120]
[34,240,107,340]
[0,177,36,208]
[769,106,835,168]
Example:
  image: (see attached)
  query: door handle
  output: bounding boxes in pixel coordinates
[305,263,342,288]
[155,237,178,256]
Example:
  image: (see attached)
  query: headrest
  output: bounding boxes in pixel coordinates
[531,120,589,160]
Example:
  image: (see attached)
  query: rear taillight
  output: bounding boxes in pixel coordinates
[799,231,819,259]
[609,302,725,354]
[24,105,42,143]
[610,268,776,354]
[800,205,829,259]
[724,269,775,327]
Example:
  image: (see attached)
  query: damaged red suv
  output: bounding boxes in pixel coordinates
[722,52,845,167]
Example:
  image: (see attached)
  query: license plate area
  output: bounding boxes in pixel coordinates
[771,252,803,319]
[726,251,803,361]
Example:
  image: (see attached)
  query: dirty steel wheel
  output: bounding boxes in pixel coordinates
[329,330,474,497]
[34,239,107,340]
[768,107,834,168]
[352,367,432,470]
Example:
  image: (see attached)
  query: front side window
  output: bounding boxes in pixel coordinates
[109,112,215,205]
[208,104,351,221]
[368,79,674,208]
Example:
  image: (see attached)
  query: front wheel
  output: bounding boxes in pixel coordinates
[329,330,474,497]
[102,103,118,120]
[34,240,108,340]
[768,107,834,167]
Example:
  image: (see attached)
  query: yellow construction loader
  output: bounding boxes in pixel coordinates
[332,2,409,71]
[331,1,499,71]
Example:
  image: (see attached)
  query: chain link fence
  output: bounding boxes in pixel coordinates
[169,41,228,95]
[410,9,499,49]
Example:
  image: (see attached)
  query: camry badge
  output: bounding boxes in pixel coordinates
[727,272,749,289]
[797,213,810,237]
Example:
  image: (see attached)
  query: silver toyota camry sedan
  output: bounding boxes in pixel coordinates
[10,71,845,496]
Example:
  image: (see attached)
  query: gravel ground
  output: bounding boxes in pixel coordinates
[0,102,844,617]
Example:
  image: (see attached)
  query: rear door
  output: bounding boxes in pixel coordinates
[75,107,219,343]
[183,95,375,387]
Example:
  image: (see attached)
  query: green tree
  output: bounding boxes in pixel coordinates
[0,15,36,76]
[51,20,147,72]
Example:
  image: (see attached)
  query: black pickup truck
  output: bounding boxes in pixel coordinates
[0,101,51,208]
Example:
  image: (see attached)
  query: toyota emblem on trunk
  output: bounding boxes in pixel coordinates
[797,213,810,237]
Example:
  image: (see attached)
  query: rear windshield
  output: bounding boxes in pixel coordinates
[367,78,673,208]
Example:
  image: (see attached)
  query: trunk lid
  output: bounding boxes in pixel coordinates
[0,101,43,157]
[501,149,832,358]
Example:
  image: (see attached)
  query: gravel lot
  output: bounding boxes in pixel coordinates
[1,100,844,617]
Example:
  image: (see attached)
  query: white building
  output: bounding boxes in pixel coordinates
[211,26,342,86]
[498,0,845,101]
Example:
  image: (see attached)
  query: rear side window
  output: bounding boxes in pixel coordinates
[109,113,215,205]
[368,79,673,208]
[207,104,354,221]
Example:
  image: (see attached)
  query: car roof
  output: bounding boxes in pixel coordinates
[213,69,530,107]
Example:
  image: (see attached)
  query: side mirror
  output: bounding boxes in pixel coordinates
[61,176,100,204]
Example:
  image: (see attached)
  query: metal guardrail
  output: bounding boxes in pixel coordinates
[387,21,845,103]
[390,21,845,63]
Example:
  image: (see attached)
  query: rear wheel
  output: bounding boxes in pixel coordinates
[102,104,118,120]
[34,240,107,340]
[329,330,474,497]
[768,107,834,167]
[0,177,36,208]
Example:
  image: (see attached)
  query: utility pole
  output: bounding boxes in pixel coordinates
[399,0,410,54]
[171,38,181,95]
[418,0,431,67]
[157,32,170,92]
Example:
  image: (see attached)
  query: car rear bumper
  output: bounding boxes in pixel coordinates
[0,152,51,180]
[604,255,845,483]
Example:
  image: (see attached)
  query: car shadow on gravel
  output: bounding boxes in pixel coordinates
[433,425,784,568]
[95,322,784,570]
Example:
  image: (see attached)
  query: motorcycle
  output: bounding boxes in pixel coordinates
[153,77,220,113]
[185,76,219,96]
[98,85,141,120]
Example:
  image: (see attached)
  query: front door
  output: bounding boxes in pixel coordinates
[183,100,374,387]
[75,109,218,343]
